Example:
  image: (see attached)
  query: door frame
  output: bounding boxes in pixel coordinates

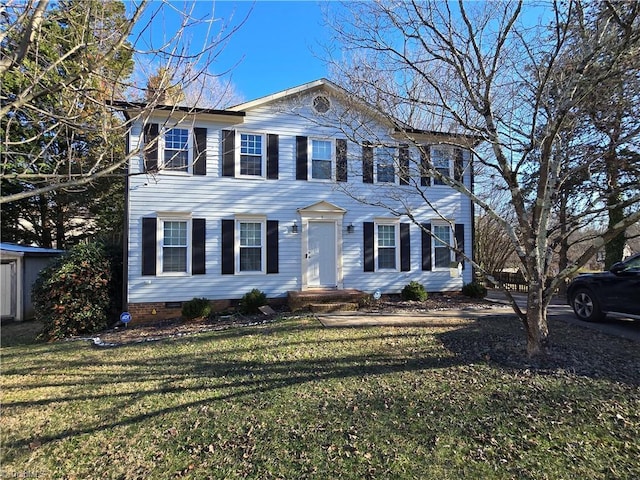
[297,201,346,290]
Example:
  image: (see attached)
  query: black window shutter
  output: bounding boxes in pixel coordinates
[362,142,373,184]
[363,222,375,272]
[193,128,207,176]
[222,130,235,177]
[399,144,410,185]
[421,223,432,271]
[400,223,411,272]
[336,139,347,182]
[266,220,279,274]
[296,136,308,180]
[142,217,157,275]
[192,218,206,274]
[454,148,464,183]
[267,134,279,179]
[143,123,159,172]
[455,223,465,269]
[221,219,235,274]
[420,146,431,187]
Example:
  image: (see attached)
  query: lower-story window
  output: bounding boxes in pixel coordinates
[377,224,397,270]
[239,220,264,272]
[433,224,453,268]
[161,219,190,273]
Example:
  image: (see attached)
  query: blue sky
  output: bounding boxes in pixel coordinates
[132,1,336,103]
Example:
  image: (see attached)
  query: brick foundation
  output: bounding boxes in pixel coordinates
[126,300,233,325]
[124,297,287,325]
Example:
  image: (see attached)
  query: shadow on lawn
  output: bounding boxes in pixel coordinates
[437,314,640,386]
[4,315,639,459]
[3,325,465,452]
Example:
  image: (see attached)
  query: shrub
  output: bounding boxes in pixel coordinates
[401,281,428,301]
[182,298,212,320]
[33,243,113,341]
[238,288,267,314]
[462,281,487,299]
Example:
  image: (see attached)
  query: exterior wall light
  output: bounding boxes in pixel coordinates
[291,221,299,234]
[346,223,355,234]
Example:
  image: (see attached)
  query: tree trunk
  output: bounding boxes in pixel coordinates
[557,191,569,297]
[605,191,625,269]
[525,282,549,357]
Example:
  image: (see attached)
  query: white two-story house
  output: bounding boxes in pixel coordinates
[120,79,475,322]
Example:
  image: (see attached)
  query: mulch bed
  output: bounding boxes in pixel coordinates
[88,294,496,347]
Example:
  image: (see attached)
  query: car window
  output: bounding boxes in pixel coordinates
[624,256,640,271]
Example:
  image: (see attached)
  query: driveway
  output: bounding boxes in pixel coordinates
[485,290,640,342]
[318,290,640,343]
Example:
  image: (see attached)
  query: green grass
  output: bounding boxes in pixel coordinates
[1,315,639,479]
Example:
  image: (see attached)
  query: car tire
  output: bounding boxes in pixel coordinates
[571,287,603,322]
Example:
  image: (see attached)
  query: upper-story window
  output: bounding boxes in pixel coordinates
[143,123,207,176]
[239,133,265,177]
[376,147,396,183]
[163,128,191,172]
[311,139,333,180]
[430,147,453,185]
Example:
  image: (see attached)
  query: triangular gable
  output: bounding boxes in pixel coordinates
[297,200,346,215]
[227,78,400,130]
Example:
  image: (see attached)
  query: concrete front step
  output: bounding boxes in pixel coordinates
[309,302,360,313]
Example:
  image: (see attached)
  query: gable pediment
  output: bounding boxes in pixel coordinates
[297,201,346,215]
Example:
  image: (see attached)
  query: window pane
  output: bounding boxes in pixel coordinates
[377,164,395,183]
[435,247,451,268]
[240,223,261,247]
[378,225,396,247]
[164,150,188,171]
[312,159,331,179]
[312,140,332,160]
[240,134,262,155]
[433,225,450,247]
[164,221,187,246]
[378,247,396,269]
[240,155,262,176]
[240,247,261,271]
[165,129,189,150]
[163,247,187,272]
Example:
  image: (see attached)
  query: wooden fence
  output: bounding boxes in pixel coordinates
[489,271,528,292]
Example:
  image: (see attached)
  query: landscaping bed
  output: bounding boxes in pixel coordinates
[92,293,496,346]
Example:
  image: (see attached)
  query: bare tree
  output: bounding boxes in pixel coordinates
[326,0,640,356]
[1,0,248,205]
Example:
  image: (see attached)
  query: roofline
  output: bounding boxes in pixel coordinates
[109,100,245,120]
[227,78,337,111]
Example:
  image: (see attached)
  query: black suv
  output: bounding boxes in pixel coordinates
[567,253,640,322]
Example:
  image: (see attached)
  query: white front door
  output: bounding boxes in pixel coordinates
[307,222,337,287]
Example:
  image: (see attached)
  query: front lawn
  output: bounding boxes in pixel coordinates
[1,315,638,479]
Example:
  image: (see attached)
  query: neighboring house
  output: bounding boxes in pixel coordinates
[119,79,476,321]
[0,243,63,321]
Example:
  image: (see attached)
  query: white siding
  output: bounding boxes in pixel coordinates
[127,94,474,303]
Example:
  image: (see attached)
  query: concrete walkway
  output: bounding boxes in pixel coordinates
[316,305,511,328]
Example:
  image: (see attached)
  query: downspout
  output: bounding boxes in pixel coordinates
[122,114,131,313]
